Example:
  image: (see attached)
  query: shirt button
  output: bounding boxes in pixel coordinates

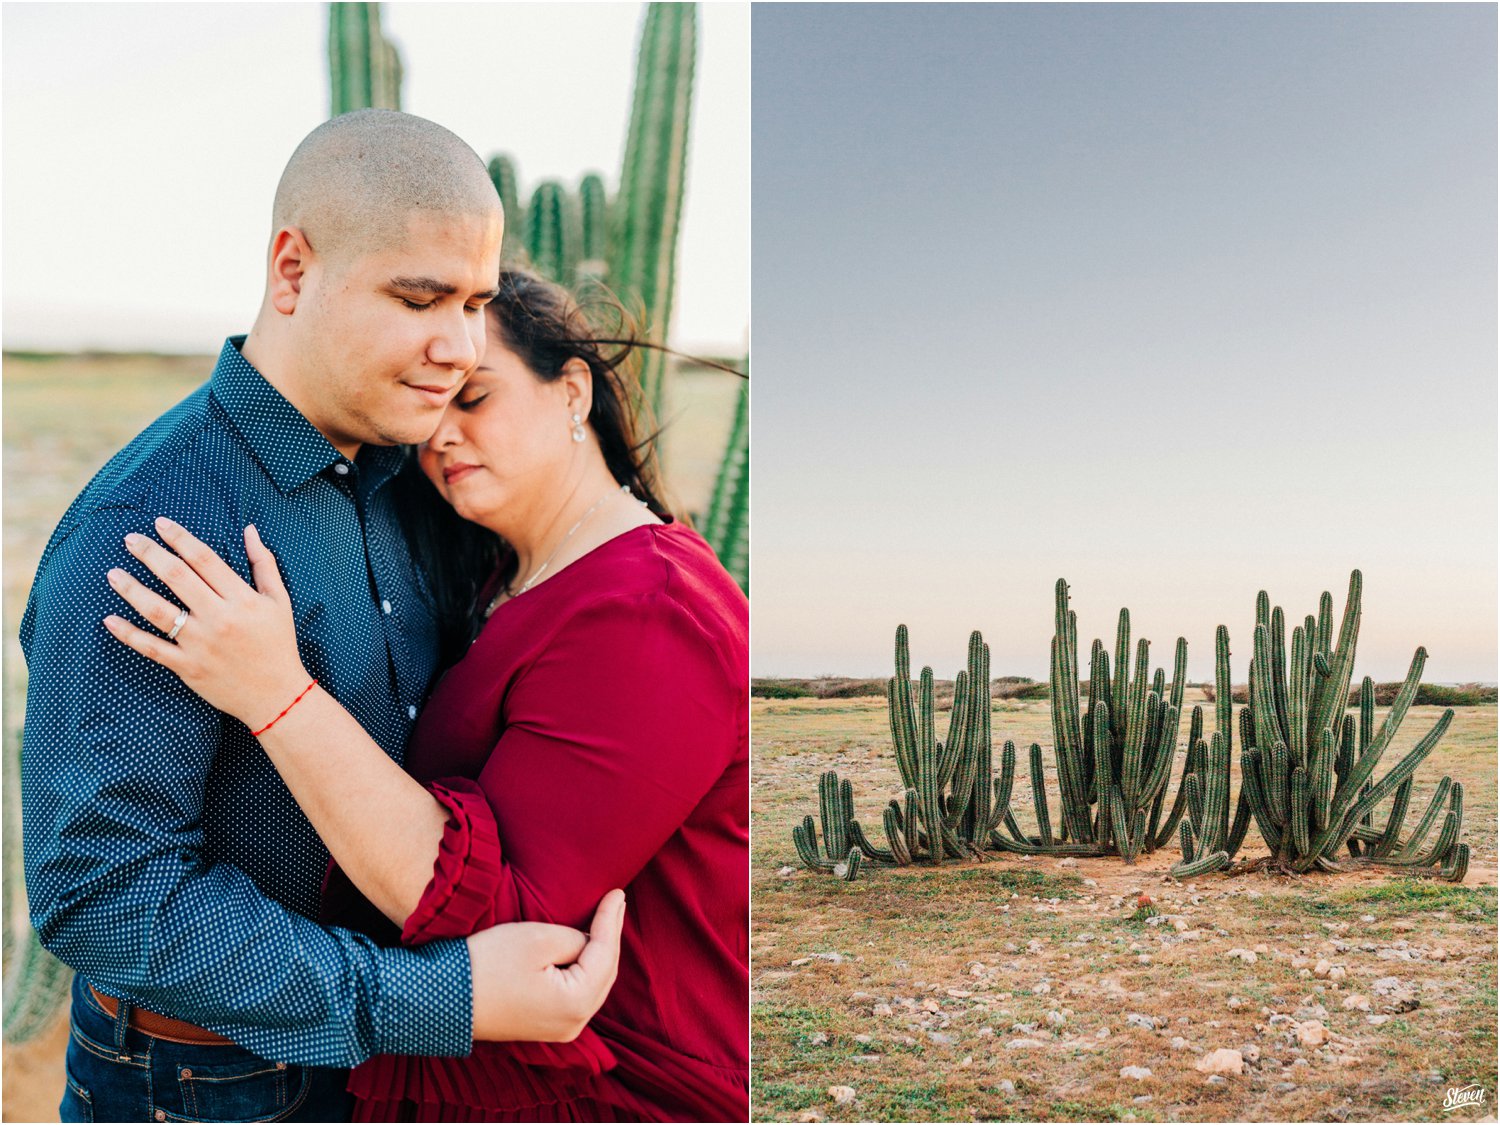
[407,705,418,720]
[381,599,392,615]
[333,462,350,476]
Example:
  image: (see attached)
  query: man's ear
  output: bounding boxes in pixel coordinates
[559,357,593,419]
[268,227,316,315]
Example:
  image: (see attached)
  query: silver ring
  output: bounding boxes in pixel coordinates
[166,608,189,642]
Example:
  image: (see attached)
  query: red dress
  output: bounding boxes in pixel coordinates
[325,523,748,1122]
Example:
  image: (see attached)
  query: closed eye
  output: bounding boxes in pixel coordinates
[456,394,488,411]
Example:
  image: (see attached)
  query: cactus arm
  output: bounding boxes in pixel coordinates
[1391,776,1452,860]
[1267,743,1291,827]
[1316,708,1454,859]
[1364,774,1411,858]
[1440,843,1470,882]
[916,667,944,864]
[1224,786,1253,858]
[1326,650,1431,830]
[1150,732,1199,850]
[1029,742,1054,848]
[883,805,913,866]
[1309,571,1362,741]
[937,671,972,792]
[1112,610,1131,741]
[793,816,833,871]
[818,771,848,861]
[1270,606,1291,749]
[1288,624,1308,768]
[1289,767,1313,863]
[1120,640,1151,810]
[986,739,1017,836]
[578,172,609,278]
[848,819,896,865]
[1239,747,1282,853]
[838,849,864,881]
[1172,820,1229,877]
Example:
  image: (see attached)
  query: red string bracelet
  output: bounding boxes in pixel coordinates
[251,680,318,738]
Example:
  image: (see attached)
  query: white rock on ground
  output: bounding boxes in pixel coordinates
[1294,1021,1329,1049]
[1196,1048,1245,1075]
[1120,1066,1153,1081]
[827,1086,856,1105]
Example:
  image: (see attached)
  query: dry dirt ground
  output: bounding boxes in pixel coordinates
[1,353,742,1122]
[753,696,1498,1123]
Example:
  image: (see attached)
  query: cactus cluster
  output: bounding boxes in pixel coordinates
[792,574,1469,885]
[1185,572,1466,879]
[1000,581,1189,863]
[791,627,1014,876]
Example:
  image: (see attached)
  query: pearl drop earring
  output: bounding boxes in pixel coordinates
[571,413,585,443]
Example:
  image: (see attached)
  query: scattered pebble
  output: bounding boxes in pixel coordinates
[827,1086,856,1105]
[1120,1065,1153,1081]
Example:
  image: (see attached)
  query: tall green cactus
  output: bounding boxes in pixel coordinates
[328,3,402,115]
[1170,625,1253,877]
[1003,580,1188,863]
[611,2,695,421]
[703,381,748,592]
[1234,572,1464,877]
[487,1,694,402]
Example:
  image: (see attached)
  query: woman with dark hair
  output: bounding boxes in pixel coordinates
[101,267,749,1122]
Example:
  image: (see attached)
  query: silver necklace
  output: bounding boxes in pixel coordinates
[486,486,628,615]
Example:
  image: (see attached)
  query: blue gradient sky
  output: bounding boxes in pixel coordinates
[753,3,1496,682]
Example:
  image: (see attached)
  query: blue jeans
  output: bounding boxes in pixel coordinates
[60,974,353,1122]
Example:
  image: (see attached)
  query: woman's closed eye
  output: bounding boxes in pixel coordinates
[455,393,488,411]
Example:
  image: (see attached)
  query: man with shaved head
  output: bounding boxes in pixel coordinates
[22,110,623,1123]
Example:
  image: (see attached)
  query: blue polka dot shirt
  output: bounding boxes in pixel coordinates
[20,337,473,1067]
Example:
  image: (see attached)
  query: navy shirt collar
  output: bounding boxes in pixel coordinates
[210,336,408,495]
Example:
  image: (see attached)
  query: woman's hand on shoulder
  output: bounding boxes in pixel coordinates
[103,518,311,731]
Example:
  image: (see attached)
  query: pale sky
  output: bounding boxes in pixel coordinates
[753,3,1497,683]
[2,2,748,354]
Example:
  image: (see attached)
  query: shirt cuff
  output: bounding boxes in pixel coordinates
[401,778,505,945]
[370,937,474,1059]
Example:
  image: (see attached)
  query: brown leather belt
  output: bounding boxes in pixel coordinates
[88,985,236,1047]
